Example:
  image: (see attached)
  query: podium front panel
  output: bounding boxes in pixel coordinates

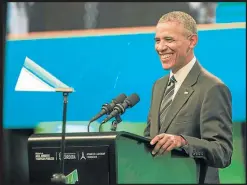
[115,135,197,184]
[28,133,118,184]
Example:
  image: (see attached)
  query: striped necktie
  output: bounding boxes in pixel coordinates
[159,75,177,127]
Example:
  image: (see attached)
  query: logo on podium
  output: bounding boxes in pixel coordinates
[80,152,87,160]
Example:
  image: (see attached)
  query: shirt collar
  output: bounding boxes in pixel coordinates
[170,56,197,84]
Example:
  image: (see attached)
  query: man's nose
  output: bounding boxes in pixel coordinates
[157,43,168,52]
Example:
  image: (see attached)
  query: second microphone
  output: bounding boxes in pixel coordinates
[101,93,140,124]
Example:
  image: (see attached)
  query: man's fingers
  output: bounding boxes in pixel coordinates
[150,136,160,145]
[158,139,173,155]
[150,134,183,156]
[152,136,168,155]
[150,134,164,145]
[165,144,177,152]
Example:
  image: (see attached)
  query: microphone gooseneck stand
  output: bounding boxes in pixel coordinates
[87,120,93,132]
[51,90,72,184]
[98,114,122,132]
[110,114,122,131]
[87,104,112,132]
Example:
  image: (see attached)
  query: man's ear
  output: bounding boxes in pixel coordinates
[189,34,198,49]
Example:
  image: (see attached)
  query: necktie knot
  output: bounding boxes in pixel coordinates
[168,75,177,86]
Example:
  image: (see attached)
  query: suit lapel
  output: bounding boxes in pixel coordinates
[160,85,194,133]
[150,76,169,137]
[160,61,202,133]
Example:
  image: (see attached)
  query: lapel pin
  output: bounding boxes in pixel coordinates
[184,91,189,95]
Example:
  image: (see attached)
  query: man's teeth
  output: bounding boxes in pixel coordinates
[161,54,172,59]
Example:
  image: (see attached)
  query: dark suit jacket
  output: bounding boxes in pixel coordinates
[144,61,233,184]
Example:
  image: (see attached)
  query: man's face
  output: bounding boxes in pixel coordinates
[155,21,197,73]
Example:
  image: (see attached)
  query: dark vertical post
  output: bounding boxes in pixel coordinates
[0,1,7,185]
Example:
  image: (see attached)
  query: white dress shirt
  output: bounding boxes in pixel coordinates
[170,56,197,100]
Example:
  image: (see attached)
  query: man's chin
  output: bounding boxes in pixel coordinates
[161,63,172,71]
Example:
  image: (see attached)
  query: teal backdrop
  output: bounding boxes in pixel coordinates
[3,27,246,129]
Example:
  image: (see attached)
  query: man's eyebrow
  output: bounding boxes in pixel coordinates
[164,36,174,39]
[154,36,174,40]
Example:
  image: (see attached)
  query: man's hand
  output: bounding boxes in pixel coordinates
[150,133,187,155]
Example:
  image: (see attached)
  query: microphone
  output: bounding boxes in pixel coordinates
[87,93,127,132]
[101,93,140,124]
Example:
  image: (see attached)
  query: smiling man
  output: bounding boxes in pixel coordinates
[144,11,233,184]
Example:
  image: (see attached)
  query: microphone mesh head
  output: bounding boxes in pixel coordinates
[125,93,140,107]
[113,93,127,104]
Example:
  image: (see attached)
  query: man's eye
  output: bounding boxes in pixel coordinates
[166,38,174,43]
